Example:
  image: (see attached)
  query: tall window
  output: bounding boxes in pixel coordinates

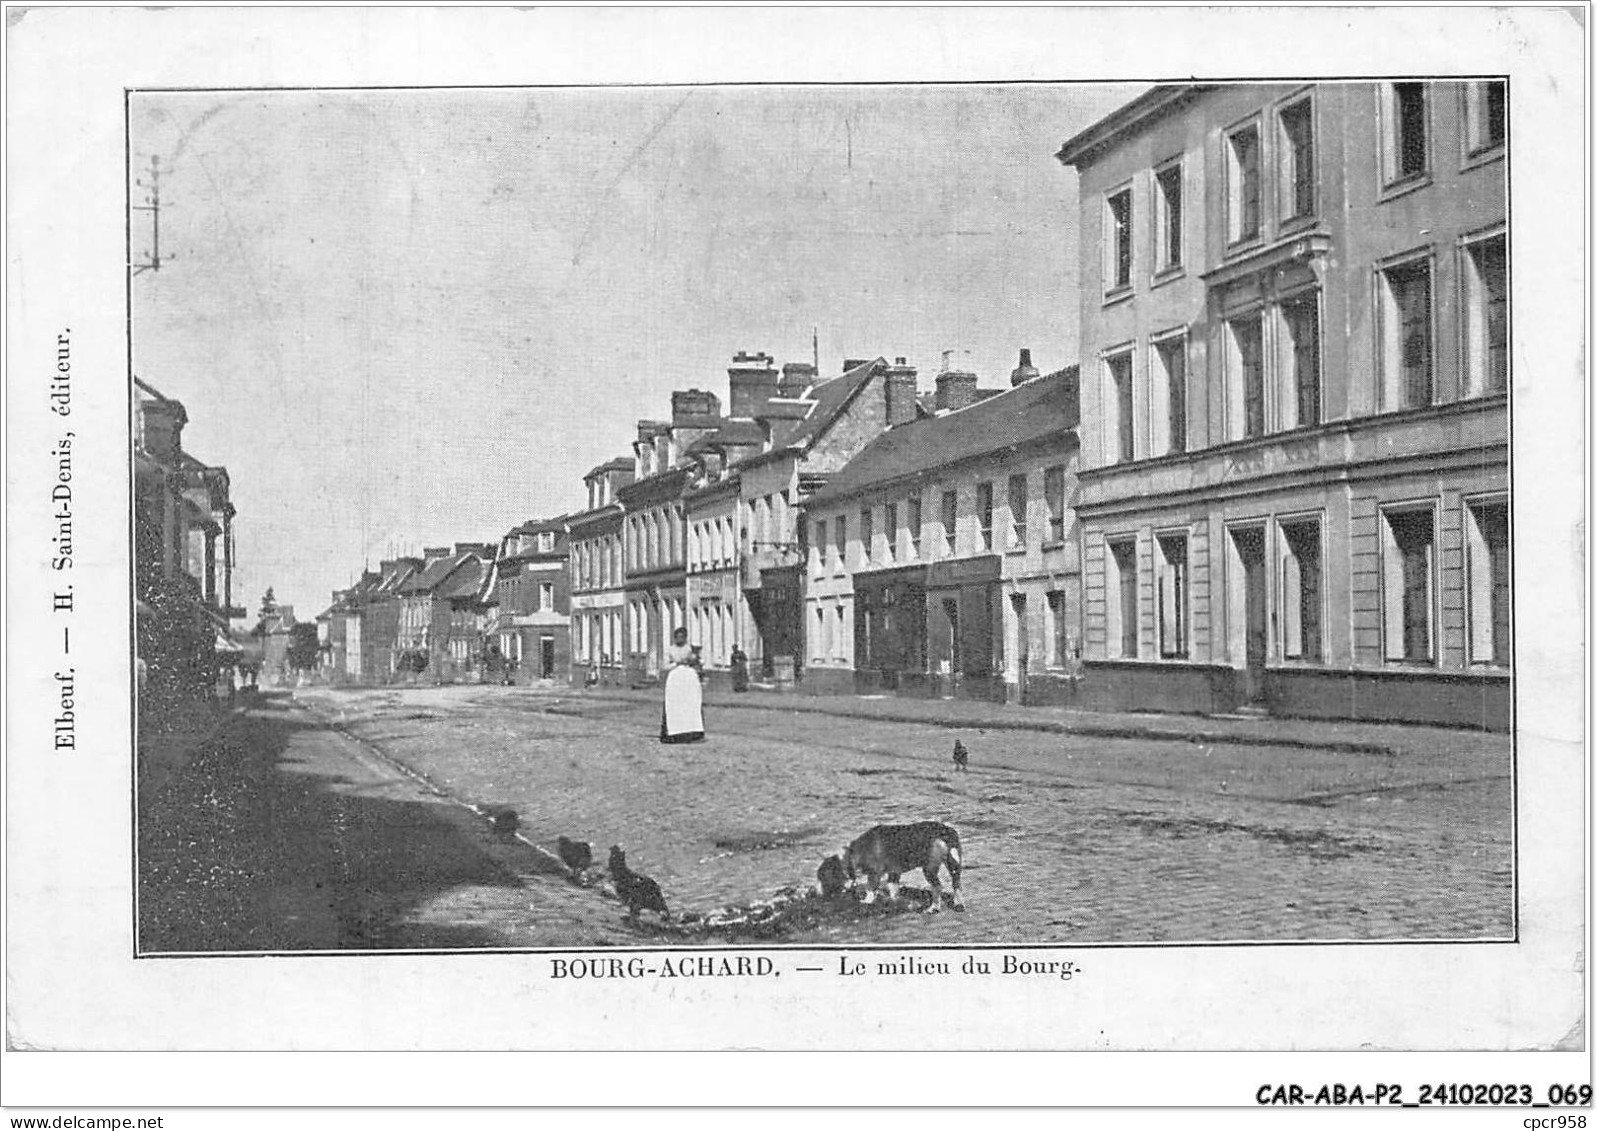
[1229,314,1265,439]
[1108,539,1139,659]
[1465,80,1507,155]
[1380,258,1434,409]
[1278,97,1315,220]
[1107,187,1133,292]
[860,507,874,566]
[1280,520,1322,661]
[1463,234,1508,396]
[1155,161,1183,271]
[884,502,898,563]
[1007,474,1028,549]
[1281,294,1321,428]
[1044,465,1066,543]
[1047,590,1070,666]
[1227,122,1261,243]
[976,482,995,552]
[1386,82,1429,183]
[812,520,826,573]
[1382,507,1435,663]
[1106,351,1135,462]
[907,494,923,558]
[941,490,957,554]
[1466,499,1511,667]
[1153,335,1186,454]
[1156,533,1188,659]
[834,515,847,571]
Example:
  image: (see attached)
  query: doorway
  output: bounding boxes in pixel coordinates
[540,636,555,680]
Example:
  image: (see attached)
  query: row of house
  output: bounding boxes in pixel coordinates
[313,81,1509,731]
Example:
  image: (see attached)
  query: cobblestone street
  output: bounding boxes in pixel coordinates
[256,683,1517,949]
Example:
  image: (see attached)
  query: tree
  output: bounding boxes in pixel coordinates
[286,622,321,671]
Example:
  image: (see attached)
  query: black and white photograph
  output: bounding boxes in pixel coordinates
[128,75,1517,954]
[4,3,1589,1111]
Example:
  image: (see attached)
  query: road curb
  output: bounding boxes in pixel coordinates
[563,689,1399,757]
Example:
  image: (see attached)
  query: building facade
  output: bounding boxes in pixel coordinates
[1057,81,1509,729]
[133,378,241,714]
[568,459,633,686]
[485,519,570,682]
[803,359,1082,703]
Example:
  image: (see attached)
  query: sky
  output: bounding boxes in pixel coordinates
[129,83,1143,620]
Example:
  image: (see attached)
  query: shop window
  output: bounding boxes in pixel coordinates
[1466,500,1511,667]
[1280,520,1323,662]
[1382,507,1435,663]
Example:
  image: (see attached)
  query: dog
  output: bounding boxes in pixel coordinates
[816,853,849,898]
[842,821,964,912]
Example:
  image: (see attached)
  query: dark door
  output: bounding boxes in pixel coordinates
[1233,528,1268,703]
[541,636,555,680]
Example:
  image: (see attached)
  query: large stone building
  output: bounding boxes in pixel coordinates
[803,357,1081,703]
[1056,81,1508,728]
[133,378,241,714]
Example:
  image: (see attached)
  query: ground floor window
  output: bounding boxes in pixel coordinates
[1156,532,1189,659]
[1107,538,1139,659]
[1382,506,1435,663]
[1047,589,1069,667]
[1280,519,1323,662]
[1466,499,1511,667]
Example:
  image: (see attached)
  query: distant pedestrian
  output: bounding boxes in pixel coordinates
[660,627,705,743]
[730,645,749,693]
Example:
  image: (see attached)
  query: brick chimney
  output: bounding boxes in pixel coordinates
[671,388,720,424]
[1010,348,1040,387]
[728,350,780,418]
[884,356,919,427]
[936,369,979,413]
[779,361,816,399]
[423,546,451,564]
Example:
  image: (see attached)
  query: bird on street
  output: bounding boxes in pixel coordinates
[609,845,669,922]
[557,835,594,876]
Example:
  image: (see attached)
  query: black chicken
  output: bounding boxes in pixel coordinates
[817,854,849,898]
[557,835,594,876]
[492,809,520,835]
[608,845,669,922]
[952,739,969,772]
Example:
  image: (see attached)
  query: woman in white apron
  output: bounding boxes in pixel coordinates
[660,627,705,743]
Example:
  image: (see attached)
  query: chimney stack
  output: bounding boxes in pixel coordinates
[779,361,817,399]
[728,351,780,418]
[423,546,451,564]
[935,369,979,413]
[671,388,720,424]
[1010,348,1040,387]
[884,356,919,427]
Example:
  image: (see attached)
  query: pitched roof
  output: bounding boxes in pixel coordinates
[808,366,1079,506]
[400,552,478,594]
[437,556,486,601]
[779,357,881,452]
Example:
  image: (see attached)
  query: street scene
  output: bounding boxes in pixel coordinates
[131,79,1513,954]
[137,682,1512,951]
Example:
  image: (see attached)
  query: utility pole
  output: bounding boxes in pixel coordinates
[131,154,170,275]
